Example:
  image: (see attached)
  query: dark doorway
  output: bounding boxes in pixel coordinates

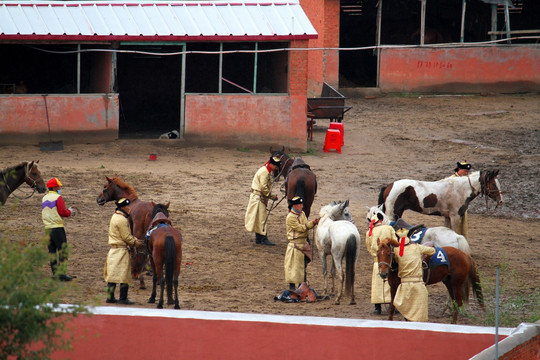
[117,45,182,138]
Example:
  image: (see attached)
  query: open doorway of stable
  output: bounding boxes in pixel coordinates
[117,45,183,139]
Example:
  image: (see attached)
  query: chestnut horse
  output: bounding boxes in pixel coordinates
[96,175,159,289]
[147,204,182,309]
[272,149,317,218]
[378,170,503,233]
[1,161,47,205]
[377,237,484,324]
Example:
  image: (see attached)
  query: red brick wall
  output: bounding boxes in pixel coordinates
[302,0,340,96]
[379,47,540,93]
[0,94,119,144]
[185,94,307,151]
[500,334,540,360]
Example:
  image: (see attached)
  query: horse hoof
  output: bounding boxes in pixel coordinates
[174,305,181,310]
[349,301,356,305]
[334,300,340,305]
[157,304,163,309]
[140,285,146,290]
[148,298,155,304]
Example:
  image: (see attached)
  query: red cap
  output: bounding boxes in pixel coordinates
[46,177,62,188]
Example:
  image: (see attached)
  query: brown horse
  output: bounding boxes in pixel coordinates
[1,161,46,205]
[272,150,317,218]
[377,237,484,324]
[96,175,159,289]
[147,204,182,309]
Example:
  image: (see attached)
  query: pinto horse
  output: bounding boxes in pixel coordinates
[147,204,182,309]
[315,200,361,305]
[96,175,161,289]
[366,205,471,254]
[378,170,503,233]
[1,161,47,205]
[272,150,317,218]
[376,237,484,324]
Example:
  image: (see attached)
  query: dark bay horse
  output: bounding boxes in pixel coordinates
[96,175,162,289]
[272,149,317,218]
[377,237,484,324]
[1,161,46,205]
[147,204,182,309]
[378,170,503,232]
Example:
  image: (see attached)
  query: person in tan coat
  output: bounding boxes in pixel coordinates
[446,160,472,239]
[284,196,319,290]
[392,235,435,322]
[245,155,280,245]
[365,211,395,314]
[104,198,144,304]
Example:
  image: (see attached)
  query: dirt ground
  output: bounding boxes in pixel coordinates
[1,93,539,326]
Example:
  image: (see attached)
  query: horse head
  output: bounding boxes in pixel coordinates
[376,237,399,279]
[366,204,389,225]
[151,202,170,219]
[320,200,352,222]
[25,160,46,193]
[96,175,137,205]
[480,169,504,207]
[269,146,292,180]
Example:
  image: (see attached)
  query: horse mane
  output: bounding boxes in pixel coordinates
[151,203,170,218]
[110,176,138,198]
[2,162,28,173]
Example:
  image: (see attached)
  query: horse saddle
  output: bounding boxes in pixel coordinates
[149,212,172,230]
[392,219,425,241]
[291,158,311,171]
[427,247,450,269]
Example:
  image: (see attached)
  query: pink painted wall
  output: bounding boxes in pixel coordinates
[379,46,540,93]
[49,309,511,360]
[185,94,308,151]
[0,94,119,144]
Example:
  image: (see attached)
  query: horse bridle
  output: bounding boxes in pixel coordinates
[467,171,503,212]
[1,162,41,200]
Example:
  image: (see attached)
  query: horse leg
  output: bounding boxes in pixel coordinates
[334,260,344,305]
[443,277,464,324]
[148,256,157,304]
[320,252,329,295]
[330,259,336,295]
[158,269,165,309]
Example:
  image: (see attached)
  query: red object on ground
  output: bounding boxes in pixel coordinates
[329,122,344,145]
[149,154,157,161]
[323,128,342,153]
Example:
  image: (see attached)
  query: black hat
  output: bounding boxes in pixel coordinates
[115,198,131,208]
[455,161,472,172]
[269,155,281,166]
[290,196,304,205]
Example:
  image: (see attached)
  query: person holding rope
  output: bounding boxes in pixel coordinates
[104,198,144,304]
[244,154,281,246]
[284,196,319,290]
[365,210,395,315]
[446,160,472,239]
[41,177,77,281]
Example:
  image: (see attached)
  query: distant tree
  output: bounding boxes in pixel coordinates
[0,231,87,360]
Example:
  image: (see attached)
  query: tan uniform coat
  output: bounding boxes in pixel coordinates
[284,210,315,284]
[392,243,436,322]
[365,224,395,304]
[245,165,274,235]
[104,211,139,284]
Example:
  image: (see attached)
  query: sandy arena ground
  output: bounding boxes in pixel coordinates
[1,93,539,326]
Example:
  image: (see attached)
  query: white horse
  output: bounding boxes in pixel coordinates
[378,170,503,233]
[366,205,471,253]
[315,200,361,305]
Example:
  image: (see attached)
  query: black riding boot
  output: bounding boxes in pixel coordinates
[374,303,382,315]
[118,283,135,305]
[255,233,264,244]
[260,235,275,246]
[106,283,117,303]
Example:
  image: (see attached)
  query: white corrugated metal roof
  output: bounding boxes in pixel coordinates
[0,1,317,41]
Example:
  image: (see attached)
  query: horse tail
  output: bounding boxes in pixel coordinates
[377,186,387,213]
[344,234,357,295]
[295,178,306,200]
[165,235,176,295]
[467,255,484,309]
